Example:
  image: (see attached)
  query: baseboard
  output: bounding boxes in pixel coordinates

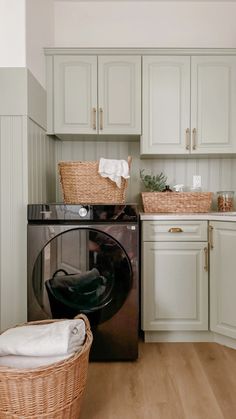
[144,331,214,343]
[144,331,236,350]
[214,333,236,350]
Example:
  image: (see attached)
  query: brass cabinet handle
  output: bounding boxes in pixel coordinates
[192,128,197,150]
[92,108,97,130]
[185,128,190,150]
[99,107,103,130]
[204,246,208,272]
[209,225,214,249]
[168,227,183,233]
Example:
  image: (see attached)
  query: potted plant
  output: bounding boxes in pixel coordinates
[140,169,213,213]
[140,169,169,213]
[140,169,167,192]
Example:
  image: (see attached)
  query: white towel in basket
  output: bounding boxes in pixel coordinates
[98,158,130,188]
[0,353,73,369]
[0,319,85,357]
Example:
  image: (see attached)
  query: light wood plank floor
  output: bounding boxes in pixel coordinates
[80,342,236,419]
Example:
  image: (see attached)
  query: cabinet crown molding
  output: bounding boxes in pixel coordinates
[44,47,236,56]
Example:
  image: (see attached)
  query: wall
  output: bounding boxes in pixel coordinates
[0,0,54,86]
[0,0,26,67]
[0,114,28,330]
[25,0,54,87]
[28,119,56,204]
[0,111,56,331]
[55,140,236,208]
[0,68,56,331]
[0,1,55,329]
[54,1,236,48]
[53,0,236,206]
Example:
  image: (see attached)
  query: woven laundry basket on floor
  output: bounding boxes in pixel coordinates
[0,314,93,419]
[58,156,132,204]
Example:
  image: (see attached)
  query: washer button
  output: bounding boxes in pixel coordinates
[79,207,88,217]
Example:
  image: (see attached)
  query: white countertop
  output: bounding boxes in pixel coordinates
[140,212,236,221]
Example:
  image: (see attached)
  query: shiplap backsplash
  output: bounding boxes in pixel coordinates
[0,116,28,329]
[28,119,56,203]
[55,140,236,206]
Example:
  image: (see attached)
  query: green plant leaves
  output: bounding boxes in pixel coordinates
[140,169,167,192]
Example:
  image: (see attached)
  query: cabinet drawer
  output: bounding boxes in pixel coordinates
[142,221,208,242]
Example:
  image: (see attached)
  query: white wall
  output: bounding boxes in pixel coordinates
[25,0,54,87]
[0,0,26,67]
[54,0,236,47]
[0,0,54,86]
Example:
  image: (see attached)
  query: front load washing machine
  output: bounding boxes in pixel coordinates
[27,204,139,361]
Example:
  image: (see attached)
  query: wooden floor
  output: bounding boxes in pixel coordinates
[80,342,236,419]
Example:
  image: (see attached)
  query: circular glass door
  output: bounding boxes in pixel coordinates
[32,228,132,324]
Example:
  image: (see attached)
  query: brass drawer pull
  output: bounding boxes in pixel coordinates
[204,246,208,272]
[168,227,183,233]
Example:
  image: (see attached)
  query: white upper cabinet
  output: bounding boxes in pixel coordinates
[98,56,141,134]
[142,56,191,155]
[52,54,141,136]
[46,48,236,151]
[142,55,236,156]
[191,56,236,154]
[54,56,97,134]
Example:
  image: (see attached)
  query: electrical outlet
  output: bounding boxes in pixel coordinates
[193,175,201,189]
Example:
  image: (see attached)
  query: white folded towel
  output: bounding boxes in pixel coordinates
[0,319,85,357]
[98,158,130,188]
[0,353,73,369]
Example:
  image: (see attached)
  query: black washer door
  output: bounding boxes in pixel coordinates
[32,228,132,324]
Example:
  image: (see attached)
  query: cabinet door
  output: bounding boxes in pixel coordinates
[142,56,190,155]
[142,241,208,331]
[54,56,97,134]
[191,56,236,154]
[98,56,141,134]
[210,221,236,339]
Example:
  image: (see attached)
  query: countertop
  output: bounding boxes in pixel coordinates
[140,212,236,221]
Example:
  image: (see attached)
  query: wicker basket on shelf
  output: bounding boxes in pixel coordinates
[141,191,213,213]
[58,157,131,204]
[0,314,93,419]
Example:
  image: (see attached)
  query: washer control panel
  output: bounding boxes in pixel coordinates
[27,204,138,223]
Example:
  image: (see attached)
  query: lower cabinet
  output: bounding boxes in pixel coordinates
[210,221,236,339]
[142,222,209,331]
